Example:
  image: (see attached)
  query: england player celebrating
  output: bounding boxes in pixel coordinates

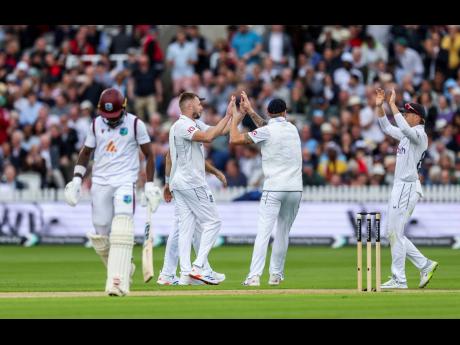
[64,88,161,296]
[376,88,438,289]
[156,151,227,286]
[169,92,232,285]
[230,92,303,286]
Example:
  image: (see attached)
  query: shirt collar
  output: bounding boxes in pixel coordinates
[179,114,196,124]
[268,116,286,125]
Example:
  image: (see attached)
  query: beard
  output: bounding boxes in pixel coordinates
[192,111,201,119]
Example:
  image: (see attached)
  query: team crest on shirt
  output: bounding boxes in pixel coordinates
[105,140,117,153]
[123,195,132,204]
[120,127,128,136]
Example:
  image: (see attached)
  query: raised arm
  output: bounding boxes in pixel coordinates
[220,98,236,135]
[388,89,422,144]
[192,98,233,143]
[240,91,267,128]
[229,99,254,145]
[375,88,404,141]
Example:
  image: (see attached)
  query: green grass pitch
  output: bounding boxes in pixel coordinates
[0,245,459,318]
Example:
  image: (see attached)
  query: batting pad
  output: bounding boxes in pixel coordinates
[87,233,110,268]
[106,215,134,295]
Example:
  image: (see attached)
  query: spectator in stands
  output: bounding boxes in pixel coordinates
[317,141,348,182]
[231,25,262,66]
[0,103,10,145]
[262,25,294,69]
[186,25,211,74]
[441,25,460,77]
[110,26,135,55]
[0,163,25,191]
[142,26,164,73]
[77,65,104,108]
[50,92,70,117]
[422,33,448,81]
[15,91,43,126]
[394,37,425,86]
[224,158,247,187]
[10,130,27,171]
[334,52,362,91]
[167,29,197,94]
[361,35,388,82]
[69,26,95,55]
[128,54,162,122]
[94,60,114,88]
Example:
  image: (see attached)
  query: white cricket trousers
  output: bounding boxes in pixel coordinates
[161,201,213,276]
[248,191,302,278]
[173,186,221,275]
[386,181,428,283]
[91,183,136,235]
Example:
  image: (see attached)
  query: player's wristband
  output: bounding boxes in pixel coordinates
[74,165,86,179]
[165,176,170,184]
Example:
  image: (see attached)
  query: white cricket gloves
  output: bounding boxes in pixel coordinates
[64,176,82,207]
[143,182,161,213]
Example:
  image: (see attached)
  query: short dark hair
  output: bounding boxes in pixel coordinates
[179,92,199,110]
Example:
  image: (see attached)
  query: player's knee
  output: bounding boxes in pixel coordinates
[93,225,111,237]
[200,219,221,232]
[110,215,134,246]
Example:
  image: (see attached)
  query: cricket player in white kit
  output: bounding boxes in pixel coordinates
[376,88,438,289]
[230,92,303,286]
[168,92,232,285]
[64,88,161,296]
[156,151,228,286]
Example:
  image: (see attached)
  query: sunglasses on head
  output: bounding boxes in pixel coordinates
[404,103,421,116]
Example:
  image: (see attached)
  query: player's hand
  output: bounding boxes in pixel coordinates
[163,184,173,203]
[144,182,161,212]
[388,88,396,105]
[64,177,82,207]
[216,171,228,188]
[240,91,253,114]
[226,95,236,117]
[375,88,385,107]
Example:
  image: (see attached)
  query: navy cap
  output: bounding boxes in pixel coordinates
[267,98,287,114]
[399,102,426,118]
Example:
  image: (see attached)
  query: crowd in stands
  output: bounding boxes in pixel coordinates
[1,25,460,193]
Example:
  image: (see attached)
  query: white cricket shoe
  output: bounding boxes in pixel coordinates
[204,269,226,283]
[157,273,179,286]
[419,261,439,288]
[242,275,260,287]
[178,273,205,286]
[380,276,408,289]
[189,266,221,285]
[107,276,127,297]
[268,273,284,286]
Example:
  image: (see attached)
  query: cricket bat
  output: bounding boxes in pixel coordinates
[142,204,154,283]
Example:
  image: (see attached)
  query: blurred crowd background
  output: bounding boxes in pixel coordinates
[1,25,460,194]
